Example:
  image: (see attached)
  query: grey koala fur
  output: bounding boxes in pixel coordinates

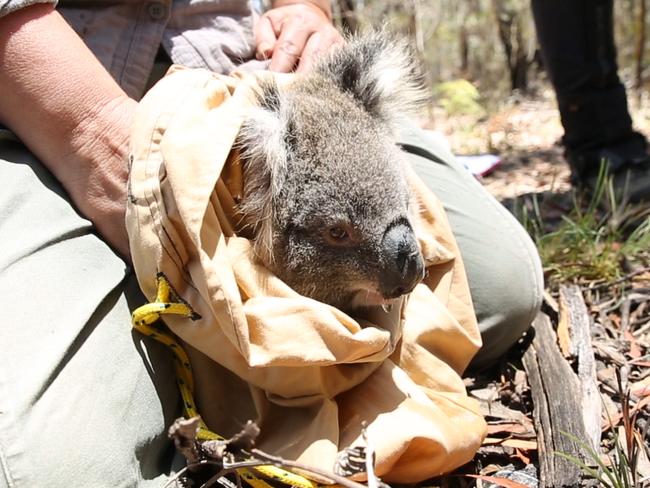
[236,33,427,311]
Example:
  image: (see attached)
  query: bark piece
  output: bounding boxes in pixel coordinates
[523,313,587,488]
[558,285,601,452]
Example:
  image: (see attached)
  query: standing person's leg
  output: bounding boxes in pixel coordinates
[0,130,181,487]
[531,0,650,200]
[398,125,544,368]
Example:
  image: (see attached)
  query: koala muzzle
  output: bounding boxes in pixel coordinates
[379,223,425,299]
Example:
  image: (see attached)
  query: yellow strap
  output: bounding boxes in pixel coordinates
[131,274,323,488]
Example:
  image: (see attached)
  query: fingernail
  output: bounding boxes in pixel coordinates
[257,42,273,59]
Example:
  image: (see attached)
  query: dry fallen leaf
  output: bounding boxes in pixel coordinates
[623,329,642,359]
[603,395,650,430]
[557,296,571,358]
[477,399,534,427]
[512,448,531,465]
[465,474,531,488]
[486,422,535,437]
[482,437,538,450]
[630,376,650,398]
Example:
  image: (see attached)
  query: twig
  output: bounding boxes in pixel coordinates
[630,354,650,365]
[543,289,559,314]
[588,266,650,291]
[200,471,238,488]
[627,291,650,301]
[164,461,225,488]
[249,449,369,488]
[169,418,375,488]
[221,459,272,470]
[598,308,614,335]
[631,300,649,324]
[621,297,631,335]
[633,319,650,337]
[169,417,202,466]
[592,295,618,311]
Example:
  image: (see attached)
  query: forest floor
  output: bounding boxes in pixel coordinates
[426,88,650,487]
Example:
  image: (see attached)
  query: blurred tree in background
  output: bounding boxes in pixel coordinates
[330,0,648,109]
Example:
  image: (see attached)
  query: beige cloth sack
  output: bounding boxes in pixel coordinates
[126,66,487,483]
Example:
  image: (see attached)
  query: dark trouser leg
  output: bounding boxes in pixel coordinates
[531,0,645,179]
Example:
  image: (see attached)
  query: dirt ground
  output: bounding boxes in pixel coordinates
[430,86,650,202]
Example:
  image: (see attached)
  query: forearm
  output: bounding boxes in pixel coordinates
[0,4,136,257]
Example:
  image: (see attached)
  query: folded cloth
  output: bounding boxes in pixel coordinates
[126,65,486,483]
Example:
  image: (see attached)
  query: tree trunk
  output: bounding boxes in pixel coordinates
[493,0,531,92]
[332,0,359,33]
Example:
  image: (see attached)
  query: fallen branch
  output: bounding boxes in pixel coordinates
[167,418,373,488]
[558,285,601,452]
[523,313,588,487]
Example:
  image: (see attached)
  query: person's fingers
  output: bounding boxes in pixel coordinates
[255,14,278,60]
[269,19,311,72]
[296,27,344,72]
[258,4,342,73]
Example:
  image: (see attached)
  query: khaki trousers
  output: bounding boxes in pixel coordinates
[0,125,542,486]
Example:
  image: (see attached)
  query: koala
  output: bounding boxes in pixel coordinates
[236,33,427,312]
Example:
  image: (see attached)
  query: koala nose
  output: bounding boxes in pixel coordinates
[379,222,425,299]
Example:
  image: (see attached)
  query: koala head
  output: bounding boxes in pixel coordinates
[236,33,427,312]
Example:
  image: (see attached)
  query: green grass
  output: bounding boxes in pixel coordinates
[556,430,638,488]
[556,377,650,488]
[518,168,650,289]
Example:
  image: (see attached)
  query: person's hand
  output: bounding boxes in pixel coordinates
[255,3,344,73]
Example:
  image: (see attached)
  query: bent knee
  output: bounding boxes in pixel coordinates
[468,235,544,368]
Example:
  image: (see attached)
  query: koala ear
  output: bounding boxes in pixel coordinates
[315,32,427,124]
[238,80,289,179]
[236,80,288,263]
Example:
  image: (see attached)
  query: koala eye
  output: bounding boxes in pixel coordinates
[322,222,357,247]
[328,226,348,240]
